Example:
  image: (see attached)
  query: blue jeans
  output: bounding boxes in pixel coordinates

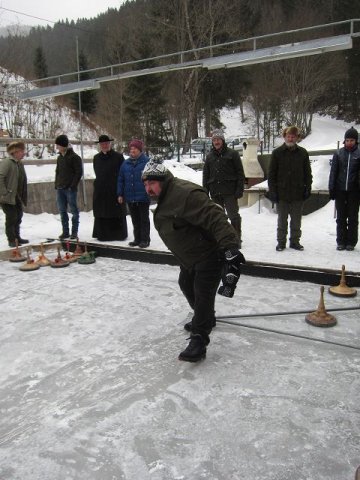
[56,188,79,236]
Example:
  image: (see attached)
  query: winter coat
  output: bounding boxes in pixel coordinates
[55,148,83,190]
[203,146,245,197]
[93,149,125,218]
[328,145,360,197]
[117,153,149,203]
[153,171,239,269]
[268,143,312,202]
[0,156,27,206]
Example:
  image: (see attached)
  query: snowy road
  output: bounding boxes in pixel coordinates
[0,256,359,479]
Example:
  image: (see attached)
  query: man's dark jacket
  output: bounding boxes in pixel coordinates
[55,148,83,190]
[328,145,360,196]
[203,146,245,198]
[153,171,239,269]
[268,143,312,202]
[93,149,124,218]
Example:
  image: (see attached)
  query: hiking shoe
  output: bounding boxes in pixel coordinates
[128,241,139,247]
[17,238,29,244]
[8,241,16,248]
[70,235,78,240]
[289,243,304,251]
[59,233,70,240]
[139,242,150,248]
[346,245,355,251]
[276,244,285,251]
[179,334,207,362]
[336,244,346,251]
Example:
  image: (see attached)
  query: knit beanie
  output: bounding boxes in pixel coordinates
[128,139,144,151]
[344,127,358,143]
[142,160,168,181]
[211,129,225,141]
[55,134,69,147]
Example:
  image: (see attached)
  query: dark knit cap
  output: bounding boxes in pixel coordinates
[344,127,358,142]
[128,139,144,151]
[96,134,113,143]
[55,134,69,147]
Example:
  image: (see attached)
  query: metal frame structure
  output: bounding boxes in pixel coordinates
[5,19,360,101]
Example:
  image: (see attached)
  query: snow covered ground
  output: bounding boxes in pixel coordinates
[0,256,359,480]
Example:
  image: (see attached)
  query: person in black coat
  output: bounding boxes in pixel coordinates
[328,127,360,251]
[55,134,83,239]
[268,126,312,252]
[92,135,128,241]
[203,129,245,245]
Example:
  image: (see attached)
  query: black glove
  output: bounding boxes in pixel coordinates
[218,249,246,298]
[265,191,278,203]
[303,187,311,200]
[329,190,336,200]
[235,190,244,199]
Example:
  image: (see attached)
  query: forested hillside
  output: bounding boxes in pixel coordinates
[0,0,359,149]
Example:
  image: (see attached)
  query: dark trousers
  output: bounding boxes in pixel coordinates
[56,188,80,236]
[277,200,304,245]
[212,194,241,241]
[178,253,223,344]
[335,191,360,247]
[128,202,150,244]
[2,200,23,243]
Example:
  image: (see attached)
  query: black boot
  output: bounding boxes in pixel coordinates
[17,238,29,244]
[59,232,70,240]
[179,334,207,362]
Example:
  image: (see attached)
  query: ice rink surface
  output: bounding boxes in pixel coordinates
[0,255,359,480]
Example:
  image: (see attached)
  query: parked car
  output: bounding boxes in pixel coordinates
[190,137,212,153]
[226,135,253,151]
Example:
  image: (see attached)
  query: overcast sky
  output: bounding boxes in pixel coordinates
[0,1,125,27]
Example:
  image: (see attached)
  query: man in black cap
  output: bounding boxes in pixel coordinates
[329,127,360,251]
[54,134,83,240]
[142,160,245,363]
[203,129,245,246]
[92,135,127,241]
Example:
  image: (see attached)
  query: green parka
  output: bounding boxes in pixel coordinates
[0,156,27,206]
[153,172,239,269]
[268,143,312,202]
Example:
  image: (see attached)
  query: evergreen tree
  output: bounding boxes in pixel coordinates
[71,50,97,115]
[33,46,48,79]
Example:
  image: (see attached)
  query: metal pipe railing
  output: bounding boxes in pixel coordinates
[8,18,360,89]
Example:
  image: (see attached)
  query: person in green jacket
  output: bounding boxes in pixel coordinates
[142,160,245,363]
[268,126,312,251]
[0,141,28,247]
